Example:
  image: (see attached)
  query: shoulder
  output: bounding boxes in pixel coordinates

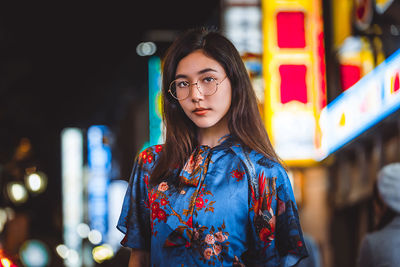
[128,144,164,187]
[367,221,400,243]
[247,149,287,179]
[229,143,289,186]
[136,144,164,167]
[229,143,286,176]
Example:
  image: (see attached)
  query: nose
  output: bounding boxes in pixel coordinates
[189,82,203,102]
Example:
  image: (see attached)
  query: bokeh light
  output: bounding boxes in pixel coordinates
[19,240,50,267]
[92,244,114,263]
[76,223,90,239]
[24,172,47,194]
[88,230,102,245]
[136,41,157,56]
[55,244,69,259]
[6,182,28,204]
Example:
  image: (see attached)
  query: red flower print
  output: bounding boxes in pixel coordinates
[214,231,226,242]
[151,202,160,212]
[259,216,275,243]
[158,182,169,192]
[213,244,222,255]
[186,216,193,228]
[259,227,273,242]
[231,169,244,181]
[155,145,163,153]
[203,248,213,260]
[195,197,204,209]
[160,198,168,206]
[147,155,153,163]
[157,209,167,222]
[151,210,157,220]
[150,193,157,203]
[182,153,204,174]
[140,150,149,164]
[297,240,303,247]
[193,229,200,240]
[205,234,215,245]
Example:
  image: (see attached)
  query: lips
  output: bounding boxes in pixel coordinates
[193,108,210,115]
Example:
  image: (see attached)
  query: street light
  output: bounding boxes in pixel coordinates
[24,171,47,194]
[6,182,28,204]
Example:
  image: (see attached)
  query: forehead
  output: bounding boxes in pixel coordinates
[175,50,225,77]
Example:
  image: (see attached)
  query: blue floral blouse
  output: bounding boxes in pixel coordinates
[117,137,308,266]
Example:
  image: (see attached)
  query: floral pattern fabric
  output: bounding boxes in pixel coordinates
[117,137,308,266]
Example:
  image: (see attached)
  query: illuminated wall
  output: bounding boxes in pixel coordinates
[262,0,327,165]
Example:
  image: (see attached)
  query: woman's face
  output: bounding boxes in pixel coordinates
[175,50,232,131]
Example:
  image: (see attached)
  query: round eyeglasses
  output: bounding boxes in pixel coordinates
[168,75,227,100]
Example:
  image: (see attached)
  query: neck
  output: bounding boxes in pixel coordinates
[198,121,230,148]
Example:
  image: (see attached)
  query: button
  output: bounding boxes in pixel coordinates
[180,190,186,195]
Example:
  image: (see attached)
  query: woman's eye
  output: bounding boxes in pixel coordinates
[203,77,216,83]
[177,81,189,88]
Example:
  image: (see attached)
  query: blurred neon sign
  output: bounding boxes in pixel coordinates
[87,126,111,242]
[320,48,400,157]
[262,0,327,165]
[148,56,163,147]
[61,128,83,267]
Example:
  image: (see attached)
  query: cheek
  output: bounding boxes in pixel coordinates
[178,100,192,117]
[217,89,232,112]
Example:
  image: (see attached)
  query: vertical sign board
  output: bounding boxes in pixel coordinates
[87,126,111,243]
[61,128,84,267]
[148,56,163,147]
[262,0,327,165]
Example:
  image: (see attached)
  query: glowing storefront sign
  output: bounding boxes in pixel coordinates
[87,126,111,243]
[148,56,163,146]
[61,128,84,267]
[262,0,327,165]
[320,48,400,157]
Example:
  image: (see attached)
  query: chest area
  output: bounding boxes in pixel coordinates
[148,153,249,232]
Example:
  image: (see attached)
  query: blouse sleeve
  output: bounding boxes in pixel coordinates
[245,162,308,267]
[117,153,152,250]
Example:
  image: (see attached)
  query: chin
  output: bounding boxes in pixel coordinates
[191,117,219,129]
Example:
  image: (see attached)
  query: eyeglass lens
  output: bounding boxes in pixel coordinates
[170,76,219,100]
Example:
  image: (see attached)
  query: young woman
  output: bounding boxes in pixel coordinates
[117,28,308,266]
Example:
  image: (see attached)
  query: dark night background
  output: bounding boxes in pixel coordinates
[0,1,221,264]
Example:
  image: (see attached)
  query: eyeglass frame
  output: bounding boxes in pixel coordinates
[168,75,228,100]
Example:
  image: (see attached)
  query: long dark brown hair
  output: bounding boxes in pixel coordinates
[150,27,281,185]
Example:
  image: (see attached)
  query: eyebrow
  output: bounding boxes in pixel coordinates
[175,68,218,79]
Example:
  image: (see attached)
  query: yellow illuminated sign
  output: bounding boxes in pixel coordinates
[262,0,327,166]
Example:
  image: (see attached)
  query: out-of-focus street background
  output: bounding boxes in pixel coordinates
[1,1,400,266]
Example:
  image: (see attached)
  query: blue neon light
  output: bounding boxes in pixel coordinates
[148,56,163,147]
[321,48,400,157]
[87,125,111,242]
